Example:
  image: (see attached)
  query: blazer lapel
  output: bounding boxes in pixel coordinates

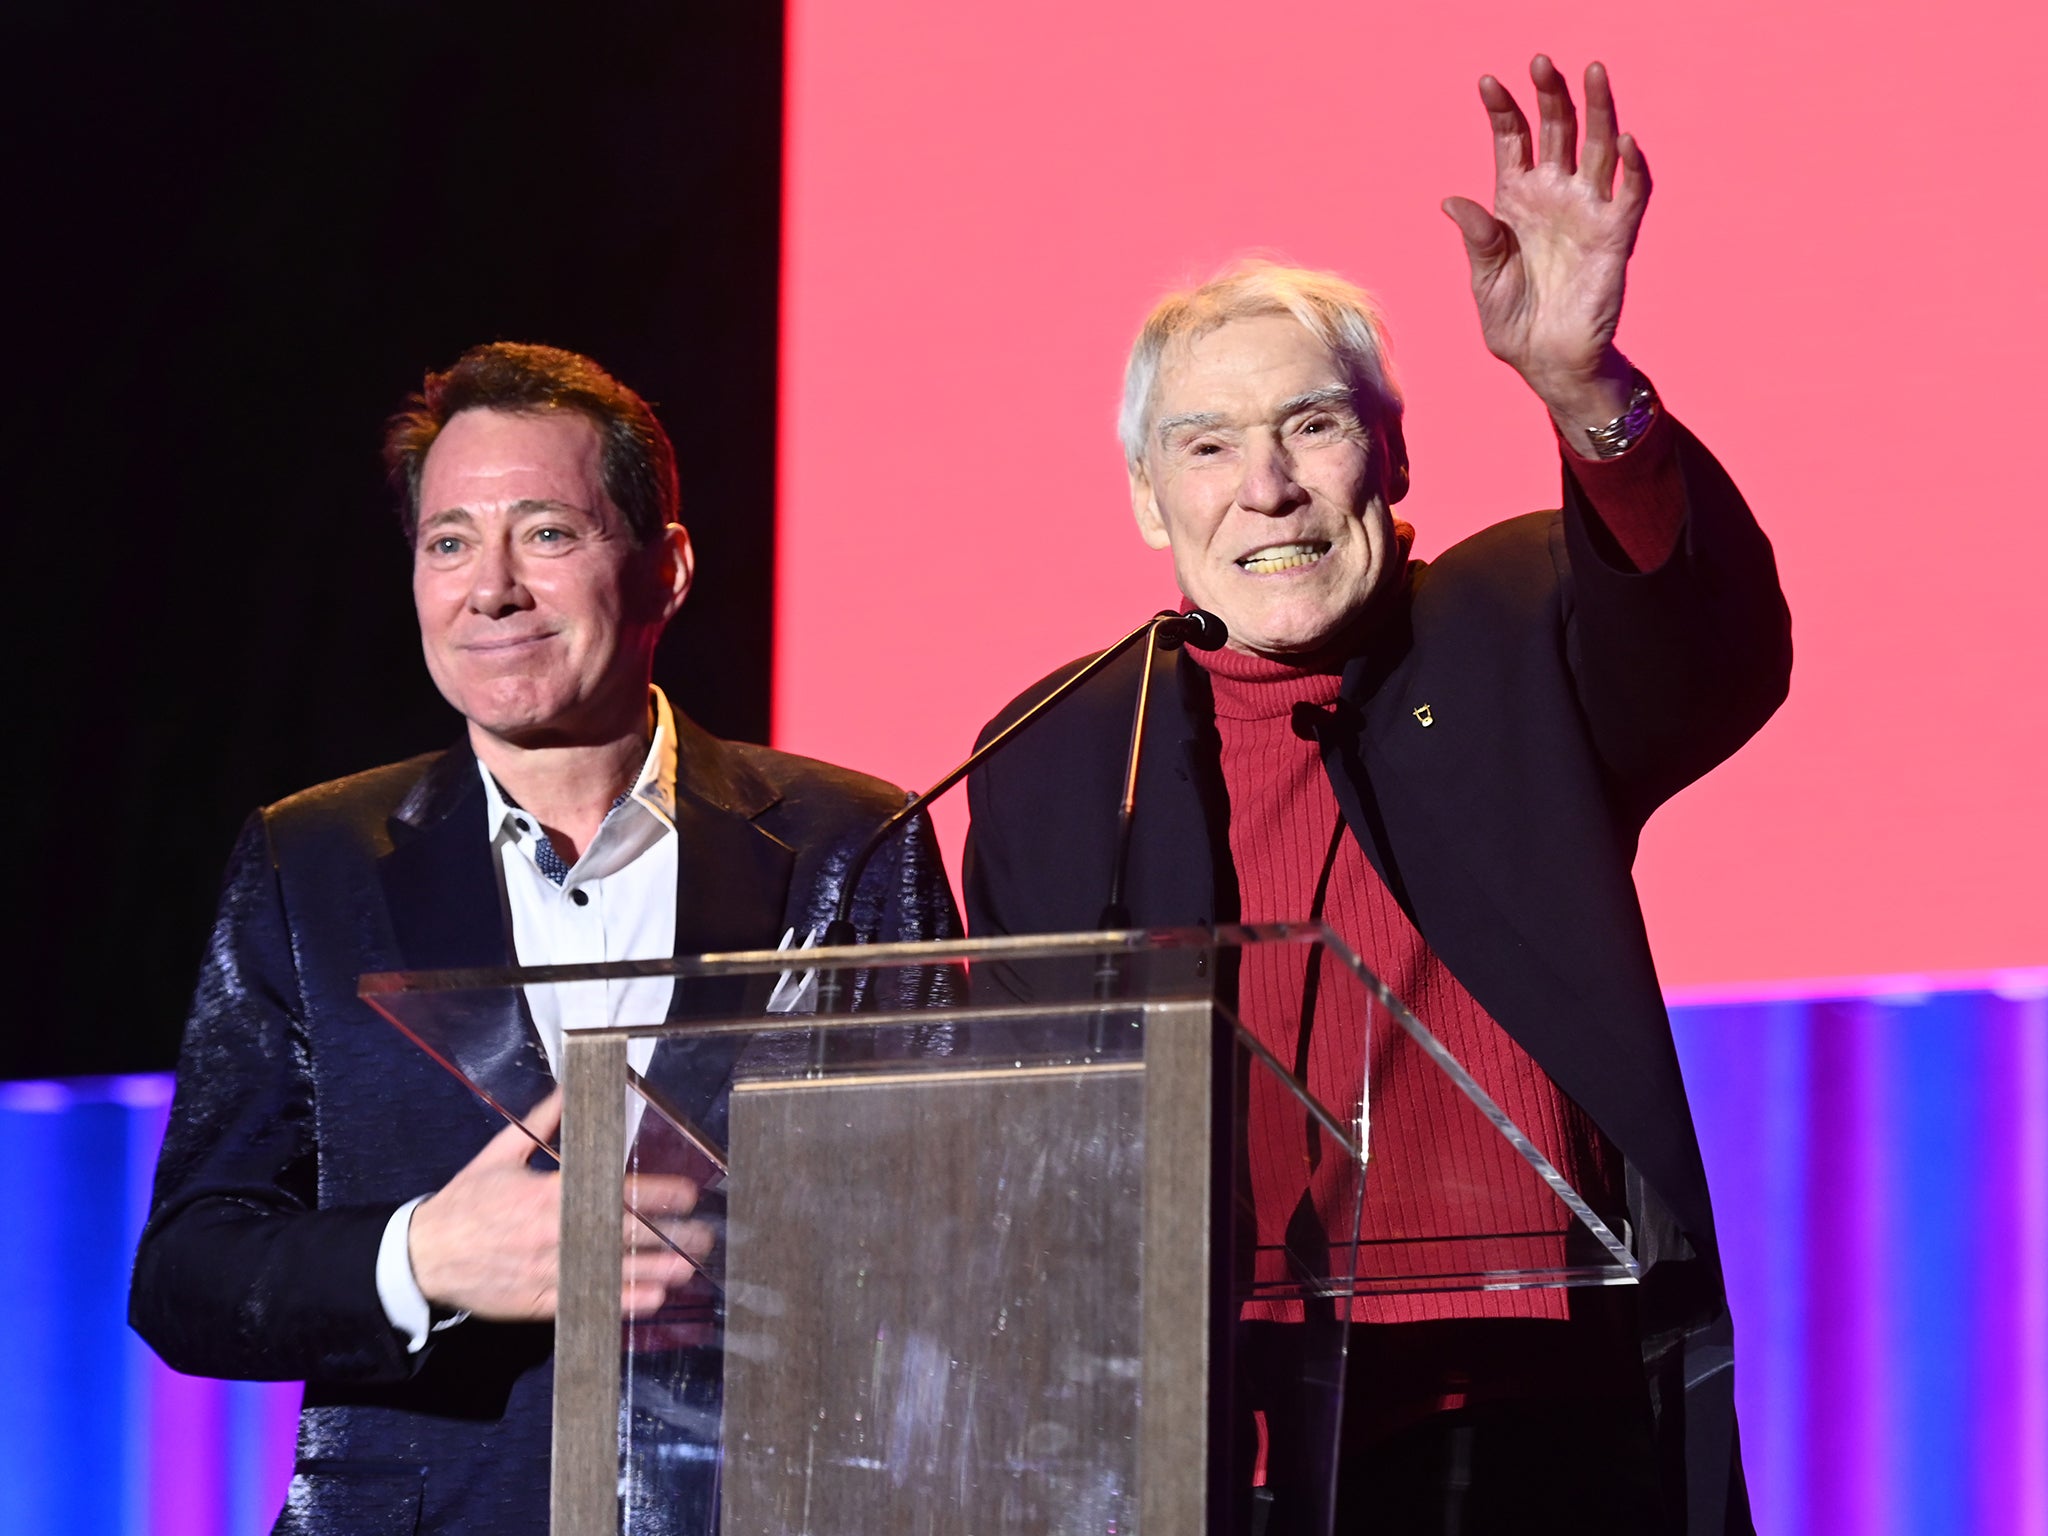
[667,715,796,960]
[377,742,553,1118]
[1325,592,1569,1017]
[1323,588,1657,1202]
[1322,599,1426,919]
[658,718,798,1140]
[380,724,795,968]
[669,792,796,958]
[379,742,510,973]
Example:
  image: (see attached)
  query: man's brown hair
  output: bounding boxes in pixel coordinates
[384,342,680,545]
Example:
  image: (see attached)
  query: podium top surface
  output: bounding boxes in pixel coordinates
[359,920,1373,997]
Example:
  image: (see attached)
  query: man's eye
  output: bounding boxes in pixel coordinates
[427,536,463,556]
[533,526,569,543]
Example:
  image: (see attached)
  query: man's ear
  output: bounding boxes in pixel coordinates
[654,522,695,622]
[1381,415,1411,505]
[1130,464,1173,551]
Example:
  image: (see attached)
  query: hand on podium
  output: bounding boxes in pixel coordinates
[408,1090,714,1322]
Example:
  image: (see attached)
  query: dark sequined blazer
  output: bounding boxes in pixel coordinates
[130,714,960,1535]
[964,420,1792,1536]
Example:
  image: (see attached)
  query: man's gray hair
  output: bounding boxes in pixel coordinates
[1118,260,1404,467]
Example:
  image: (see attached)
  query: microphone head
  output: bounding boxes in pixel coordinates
[1176,608,1229,651]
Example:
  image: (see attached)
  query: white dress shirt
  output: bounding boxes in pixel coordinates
[376,688,683,1349]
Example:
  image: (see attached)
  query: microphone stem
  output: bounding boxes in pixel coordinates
[1099,622,1160,931]
[1092,625,1169,1017]
[821,610,1179,957]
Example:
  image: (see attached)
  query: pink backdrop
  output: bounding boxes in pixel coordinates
[775,0,2047,987]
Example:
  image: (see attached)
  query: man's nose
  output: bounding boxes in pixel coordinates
[1236,436,1307,516]
[468,539,535,617]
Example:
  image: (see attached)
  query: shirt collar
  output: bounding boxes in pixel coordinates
[633,685,680,828]
[477,686,681,844]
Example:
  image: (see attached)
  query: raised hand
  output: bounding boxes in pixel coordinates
[408,1091,711,1322]
[1442,56,1650,448]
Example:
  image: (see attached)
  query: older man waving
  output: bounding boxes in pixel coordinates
[966,57,1790,1534]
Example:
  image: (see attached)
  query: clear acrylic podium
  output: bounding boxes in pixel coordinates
[360,924,1640,1536]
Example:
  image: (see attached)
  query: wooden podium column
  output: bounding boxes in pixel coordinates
[553,1033,627,1536]
[1141,999,1216,1533]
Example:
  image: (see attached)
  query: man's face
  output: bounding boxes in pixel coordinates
[412,408,691,748]
[1131,315,1405,657]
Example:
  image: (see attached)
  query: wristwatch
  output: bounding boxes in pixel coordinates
[1583,372,1659,459]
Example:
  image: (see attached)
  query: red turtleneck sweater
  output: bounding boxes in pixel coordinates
[1194,423,1681,1324]
[1200,427,1682,1449]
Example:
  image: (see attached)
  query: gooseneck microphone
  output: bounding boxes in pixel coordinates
[1092,609,1228,995]
[1151,608,1228,653]
[1096,610,1226,925]
[813,608,1227,1011]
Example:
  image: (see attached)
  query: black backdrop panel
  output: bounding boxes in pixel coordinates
[6,3,783,1077]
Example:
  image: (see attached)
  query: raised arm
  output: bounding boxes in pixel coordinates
[1443,56,1649,457]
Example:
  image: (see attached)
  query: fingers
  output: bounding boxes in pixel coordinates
[623,1200,712,1262]
[521,1088,565,1148]
[1485,56,1634,198]
[1477,73,1532,178]
[1616,133,1652,229]
[1581,61,1619,196]
[1441,196,1513,277]
[481,1088,563,1167]
[1530,54,1577,174]
[621,1216,717,1317]
[672,1218,717,1262]
[622,1280,671,1317]
[623,1171,702,1217]
[627,1216,718,1263]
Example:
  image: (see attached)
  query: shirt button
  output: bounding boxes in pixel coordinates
[570,888,590,907]
[514,819,530,833]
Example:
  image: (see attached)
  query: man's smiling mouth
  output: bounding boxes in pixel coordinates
[1237,541,1330,574]
[463,631,557,653]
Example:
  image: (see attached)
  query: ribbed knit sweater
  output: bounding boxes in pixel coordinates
[1194,420,1682,1330]
[1198,642,1621,1327]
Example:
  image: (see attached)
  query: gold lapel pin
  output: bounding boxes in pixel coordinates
[1413,704,1434,727]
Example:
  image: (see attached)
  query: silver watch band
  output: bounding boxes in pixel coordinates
[1584,373,1659,459]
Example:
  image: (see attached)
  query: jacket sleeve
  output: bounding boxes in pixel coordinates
[865,806,965,1011]
[961,660,1088,942]
[963,734,1014,941]
[860,806,962,950]
[1557,417,1793,817]
[128,812,418,1384]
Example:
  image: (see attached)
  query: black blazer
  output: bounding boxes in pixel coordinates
[130,715,959,1535]
[964,420,1791,1535]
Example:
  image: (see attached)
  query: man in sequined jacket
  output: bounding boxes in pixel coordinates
[130,344,958,1534]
